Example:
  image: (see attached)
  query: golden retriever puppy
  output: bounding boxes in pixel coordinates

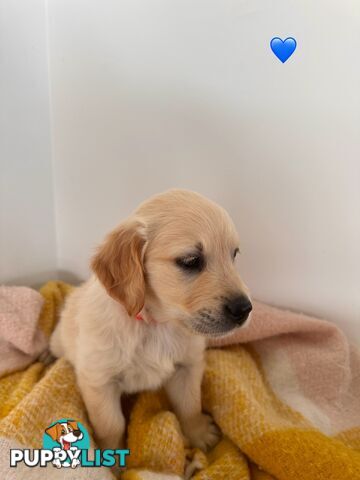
[50,189,252,451]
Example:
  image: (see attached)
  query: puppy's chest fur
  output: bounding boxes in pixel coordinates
[114,323,203,394]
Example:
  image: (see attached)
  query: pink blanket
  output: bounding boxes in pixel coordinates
[209,301,360,437]
[0,286,46,376]
[0,284,359,437]
[0,282,359,479]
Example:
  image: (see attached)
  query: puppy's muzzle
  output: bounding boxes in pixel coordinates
[223,295,252,326]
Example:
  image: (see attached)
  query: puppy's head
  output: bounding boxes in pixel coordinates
[91,189,252,337]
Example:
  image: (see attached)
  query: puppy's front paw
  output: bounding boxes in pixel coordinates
[182,413,220,451]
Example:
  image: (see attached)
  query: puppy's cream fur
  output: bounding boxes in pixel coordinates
[50,189,250,451]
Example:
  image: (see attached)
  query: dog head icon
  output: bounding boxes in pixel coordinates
[45,420,83,450]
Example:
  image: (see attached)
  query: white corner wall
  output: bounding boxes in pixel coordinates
[1,1,359,343]
[46,0,360,343]
[0,0,57,286]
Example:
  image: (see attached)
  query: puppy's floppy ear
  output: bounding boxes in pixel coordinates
[91,219,147,316]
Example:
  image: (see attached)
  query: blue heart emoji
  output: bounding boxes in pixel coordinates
[270,37,297,63]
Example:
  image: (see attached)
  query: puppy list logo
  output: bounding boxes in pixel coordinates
[10,418,129,469]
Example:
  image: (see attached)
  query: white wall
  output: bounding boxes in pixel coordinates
[0,0,57,286]
[1,1,359,343]
[47,0,360,342]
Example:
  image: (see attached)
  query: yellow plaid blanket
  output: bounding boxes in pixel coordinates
[1,281,360,479]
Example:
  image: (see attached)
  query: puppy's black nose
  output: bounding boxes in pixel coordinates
[223,296,252,325]
[73,429,82,437]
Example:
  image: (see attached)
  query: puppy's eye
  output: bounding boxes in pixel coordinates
[176,254,204,272]
[233,248,240,259]
[61,429,66,434]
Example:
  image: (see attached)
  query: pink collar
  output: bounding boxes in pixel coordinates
[135,311,157,324]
